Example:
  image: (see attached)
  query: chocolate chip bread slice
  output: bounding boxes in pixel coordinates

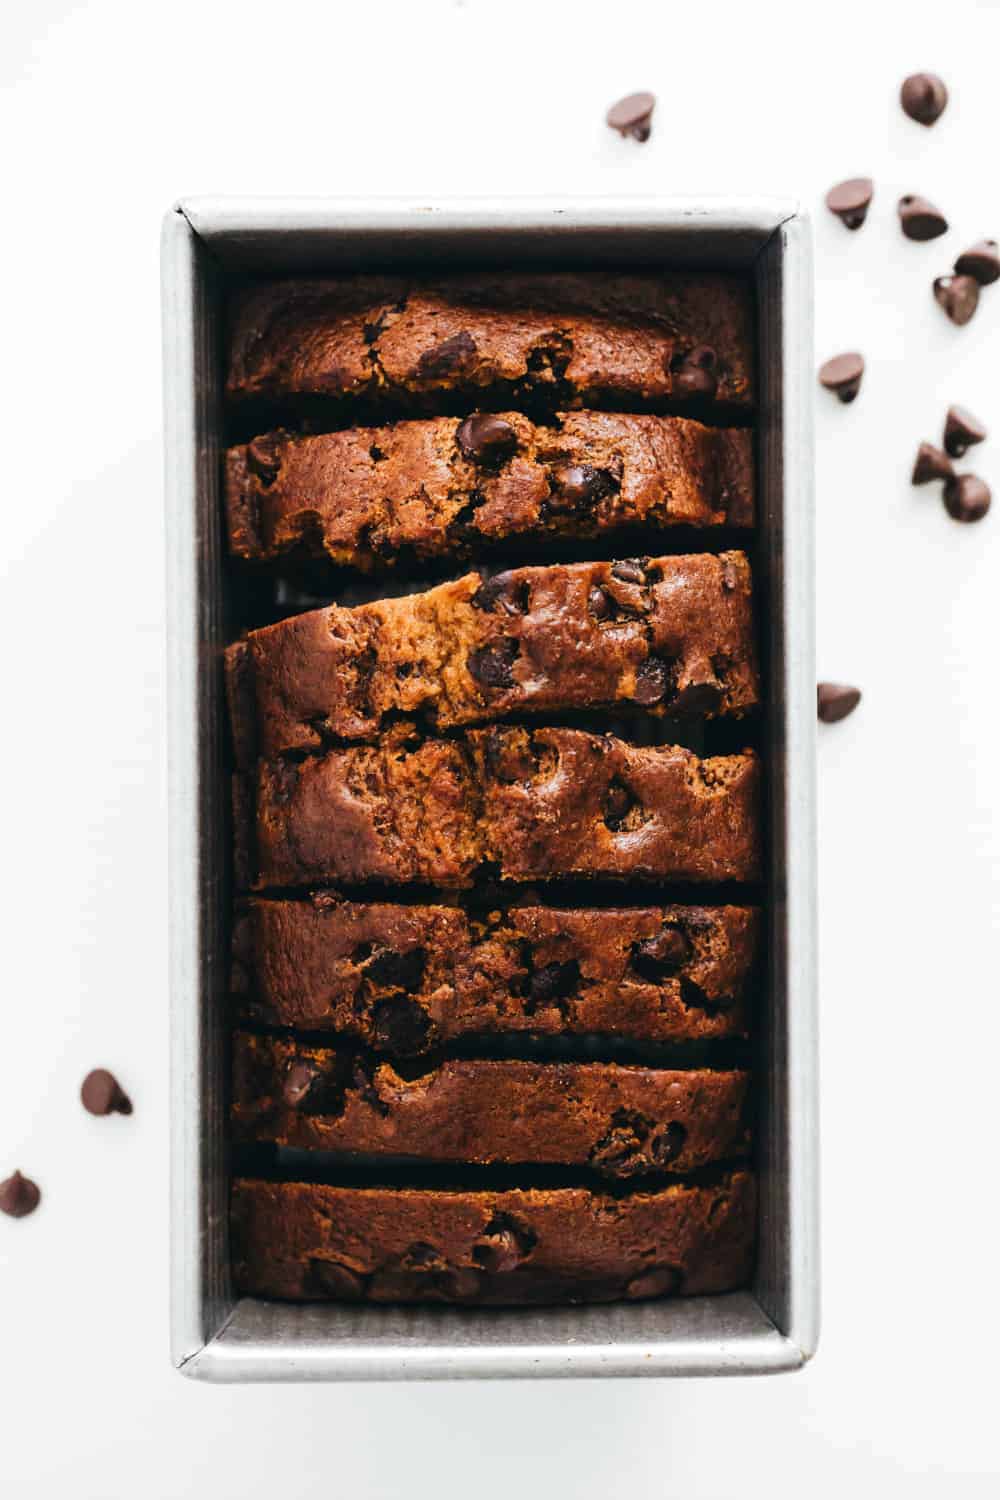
[231,1170,757,1304]
[234,899,760,1049]
[226,272,754,409]
[232,1032,750,1176]
[226,411,754,567]
[227,552,758,760]
[240,730,760,889]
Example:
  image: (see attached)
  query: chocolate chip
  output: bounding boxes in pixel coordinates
[650,1121,687,1165]
[625,1264,682,1300]
[944,406,987,459]
[603,777,635,830]
[954,240,1000,286]
[471,572,529,615]
[632,657,672,706]
[818,352,864,403]
[817,683,862,723]
[307,1258,366,1300]
[456,413,517,465]
[371,995,432,1055]
[528,959,580,1005]
[282,1060,321,1108]
[670,345,718,400]
[606,90,655,141]
[550,464,617,509]
[365,946,426,991]
[588,585,611,621]
[631,925,692,981]
[900,72,948,126]
[81,1069,132,1117]
[898,195,948,241]
[611,558,647,585]
[911,442,954,485]
[671,679,724,716]
[245,433,282,485]
[417,329,477,378]
[825,177,873,230]
[467,638,519,690]
[943,474,991,523]
[482,727,537,784]
[472,1213,537,1273]
[0,1170,41,1219]
[934,275,980,326]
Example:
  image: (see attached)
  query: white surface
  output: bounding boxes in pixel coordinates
[1,0,997,1493]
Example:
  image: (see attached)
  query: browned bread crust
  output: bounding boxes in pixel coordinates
[228,552,759,760]
[226,273,754,409]
[242,730,761,889]
[231,1171,757,1303]
[234,898,760,1049]
[232,1032,750,1176]
[225,412,754,566]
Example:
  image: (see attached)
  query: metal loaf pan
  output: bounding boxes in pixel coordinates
[162,197,817,1381]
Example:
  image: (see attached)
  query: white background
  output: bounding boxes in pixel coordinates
[2,1,998,1494]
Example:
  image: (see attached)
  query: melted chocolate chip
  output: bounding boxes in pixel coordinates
[456,414,517,465]
[472,1212,537,1273]
[417,329,477,378]
[365,946,426,991]
[671,344,719,400]
[371,995,432,1055]
[632,657,672,706]
[245,433,282,485]
[467,638,519,690]
[625,1264,682,1300]
[550,464,617,509]
[631,925,692,981]
[650,1121,687,1165]
[471,573,529,615]
[307,1258,366,1300]
[603,777,636,831]
[528,959,580,1006]
[611,558,647,585]
[588,585,611,621]
[671,678,724,716]
[282,1061,321,1108]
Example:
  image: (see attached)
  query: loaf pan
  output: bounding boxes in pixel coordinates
[161,197,817,1381]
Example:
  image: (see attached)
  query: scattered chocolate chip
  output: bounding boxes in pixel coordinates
[650,1121,687,1165]
[954,240,1000,286]
[631,925,692,981]
[306,1258,365,1300]
[282,1061,321,1108]
[671,679,724,716]
[467,638,519,690]
[900,72,948,126]
[370,995,432,1055]
[456,413,517,465]
[471,572,529,615]
[818,352,864,403]
[588,585,611,621]
[933,275,979,326]
[670,345,718,400]
[625,1264,681,1300]
[606,90,655,141]
[817,683,862,723]
[365,946,426,991]
[245,433,282,484]
[417,329,477,378]
[0,1170,41,1219]
[825,177,874,230]
[603,778,635,830]
[944,405,987,458]
[632,657,672,706]
[611,558,647,585]
[528,959,580,1005]
[81,1069,132,1117]
[550,464,617,509]
[898,195,948,241]
[943,473,991,523]
[911,442,954,485]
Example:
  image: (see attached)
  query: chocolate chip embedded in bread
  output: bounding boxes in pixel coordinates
[588,585,612,621]
[944,406,987,458]
[818,352,864,403]
[81,1069,133,1117]
[528,959,580,1007]
[943,474,991,523]
[911,442,954,485]
[0,1170,41,1219]
[606,90,656,141]
[365,946,426,991]
[671,678,724,716]
[631,925,693,981]
[625,1264,682,1300]
[456,414,517,465]
[670,345,719,400]
[282,1060,322,1108]
[817,682,862,723]
[467,638,519,690]
[470,572,529,615]
[650,1122,688,1166]
[900,72,948,125]
[370,996,433,1056]
[549,463,617,510]
[417,329,477,378]
[245,433,283,484]
[933,275,979,326]
[472,1213,537,1273]
[898,195,948,241]
[825,177,873,230]
[954,240,1000,286]
[632,657,672,706]
[307,1258,366,1300]
[610,558,647,585]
